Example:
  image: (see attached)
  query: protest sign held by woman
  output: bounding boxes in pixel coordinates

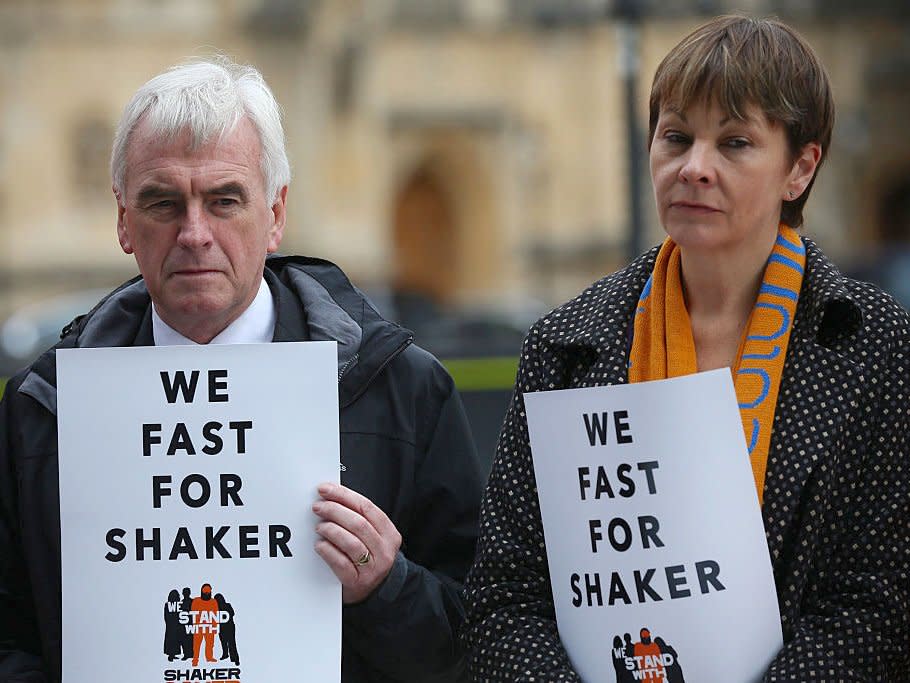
[463,14,909,681]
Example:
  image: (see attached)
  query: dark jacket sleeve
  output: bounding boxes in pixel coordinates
[461,325,581,681]
[0,377,49,682]
[764,327,910,681]
[343,355,483,682]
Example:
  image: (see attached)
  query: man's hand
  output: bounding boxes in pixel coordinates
[313,483,403,604]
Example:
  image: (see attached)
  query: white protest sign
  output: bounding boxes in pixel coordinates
[524,369,782,683]
[57,342,340,683]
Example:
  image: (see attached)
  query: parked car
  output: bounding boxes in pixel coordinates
[0,288,113,379]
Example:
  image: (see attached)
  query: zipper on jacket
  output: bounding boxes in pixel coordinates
[338,352,359,382]
[341,336,413,408]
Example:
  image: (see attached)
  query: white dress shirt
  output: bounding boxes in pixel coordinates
[152,277,276,346]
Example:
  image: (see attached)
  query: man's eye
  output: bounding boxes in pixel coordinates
[150,200,175,210]
[214,198,238,207]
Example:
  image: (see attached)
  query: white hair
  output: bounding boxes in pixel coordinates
[110,56,290,201]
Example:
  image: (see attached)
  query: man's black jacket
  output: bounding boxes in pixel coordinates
[0,255,482,682]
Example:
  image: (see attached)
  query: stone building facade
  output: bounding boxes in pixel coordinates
[0,0,907,319]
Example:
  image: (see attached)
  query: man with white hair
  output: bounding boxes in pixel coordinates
[0,57,482,682]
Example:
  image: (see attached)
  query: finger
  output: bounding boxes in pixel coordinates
[312,499,383,549]
[315,521,370,565]
[314,538,359,586]
[317,483,398,540]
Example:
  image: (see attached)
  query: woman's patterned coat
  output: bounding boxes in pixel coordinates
[462,239,910,681]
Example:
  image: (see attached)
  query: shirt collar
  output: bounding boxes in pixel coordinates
[152,278,276,346]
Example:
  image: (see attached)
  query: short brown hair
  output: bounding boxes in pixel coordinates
[648,15,834,228]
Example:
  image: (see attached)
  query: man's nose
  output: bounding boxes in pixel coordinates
[678,142,717,185]
[177,203,213,248]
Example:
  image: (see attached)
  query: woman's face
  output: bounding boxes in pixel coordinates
[649,100,816,258]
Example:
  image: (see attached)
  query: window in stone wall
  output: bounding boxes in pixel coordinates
[392,0,462,26]
[71,116,113,200]
[332,41,361,116]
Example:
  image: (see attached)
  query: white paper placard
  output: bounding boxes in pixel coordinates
[57,342,341,683]
[524,369,782,682]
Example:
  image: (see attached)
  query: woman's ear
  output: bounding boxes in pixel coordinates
[785,142,822,201]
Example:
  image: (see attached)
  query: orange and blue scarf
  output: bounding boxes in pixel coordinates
[628,225,805,505]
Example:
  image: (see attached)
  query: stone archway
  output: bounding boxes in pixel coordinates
[391,164,457,306]
[387,127,504,314]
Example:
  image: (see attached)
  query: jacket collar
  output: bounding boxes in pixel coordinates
[790,238,864,345]
[533,246,660,388]
[19,255,412,413]
[539,237,864,354]
[265,255,413,408]
[539,247,655,350]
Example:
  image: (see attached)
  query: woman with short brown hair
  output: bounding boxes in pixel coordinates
[463,15,909,681]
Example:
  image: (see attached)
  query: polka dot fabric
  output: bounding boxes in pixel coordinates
[461,239,910,681]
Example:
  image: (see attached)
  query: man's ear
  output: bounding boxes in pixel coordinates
[266,185,288,254]
[785,142,822,201]
[115,187,134,255]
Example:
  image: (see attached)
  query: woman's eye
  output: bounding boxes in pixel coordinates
[664,132,689,144]
[724,138,750,149]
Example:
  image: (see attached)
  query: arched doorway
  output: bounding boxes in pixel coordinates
[392,164,456,311]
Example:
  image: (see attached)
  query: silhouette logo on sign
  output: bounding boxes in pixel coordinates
[611,627,685,682]
[163,583,240,667]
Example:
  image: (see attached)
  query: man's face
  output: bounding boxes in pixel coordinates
[116,117,286,343]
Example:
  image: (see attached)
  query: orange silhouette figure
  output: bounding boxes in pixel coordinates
[191,583,220,666]
[633,628,666,680]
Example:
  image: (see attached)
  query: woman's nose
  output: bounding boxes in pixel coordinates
[678,142,717,185]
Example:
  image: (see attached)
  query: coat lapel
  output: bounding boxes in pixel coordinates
[761,240,866,571]
[762,335,865,563]
[543,247,658,388]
